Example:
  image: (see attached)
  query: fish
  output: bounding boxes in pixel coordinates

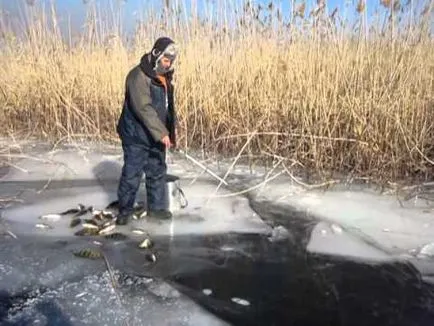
[138,238,153,249]
[133,211,147,220]
[60,208,80,215]
[73,248,103,260]
[72,205,93,217]
[74,228,99,236]
[101,210,115,219]
[84,219,99,227]
[98,224,115,235]
[131,228,148,235]
[61,204,87,215]
[93,210,115,221]
[104,232,128,241]
[102,220,115,228]
[82,223,99,230]
[145,253,157,263]
[133,203,147,219]
[74,211,88,218]
[39,214,62,222]
[35,223,53,229]
[93,241,102,246]
[70,217,82,228]
[95,212,110,221]
[94,214,104,221]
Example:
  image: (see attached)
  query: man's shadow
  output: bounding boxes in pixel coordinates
[91,159,147,208]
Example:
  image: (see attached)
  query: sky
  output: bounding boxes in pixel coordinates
[0,0,429,38]
[0,0,373,17]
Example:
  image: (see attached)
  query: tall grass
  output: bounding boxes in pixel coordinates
[0,0,433,182]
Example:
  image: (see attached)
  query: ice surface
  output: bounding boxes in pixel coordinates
[1,148,270,238]
[2,142,434,325]
[0,146,271,325]
[2,145,432,264]
[252,178,434,255]
[307,221,392,262]
[0,236,229,326]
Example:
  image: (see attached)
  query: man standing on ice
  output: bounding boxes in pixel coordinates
[115,37,178,225]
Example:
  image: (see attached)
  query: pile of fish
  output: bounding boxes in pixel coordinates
[36,201,157,262]
[36,200,147,233]
[72,227,156,262]
[36,203,117,236]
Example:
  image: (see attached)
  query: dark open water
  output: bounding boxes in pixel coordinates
[1,191,433,326]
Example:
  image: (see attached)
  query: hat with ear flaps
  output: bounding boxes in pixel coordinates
[140,36,178,79]
[149,37,178,74]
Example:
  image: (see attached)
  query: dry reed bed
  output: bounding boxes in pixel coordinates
[0,1,433,183]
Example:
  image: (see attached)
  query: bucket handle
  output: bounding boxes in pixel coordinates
[177,186,188,208]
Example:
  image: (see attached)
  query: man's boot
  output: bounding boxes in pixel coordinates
[147,209,172,220]
[116,212,133,225]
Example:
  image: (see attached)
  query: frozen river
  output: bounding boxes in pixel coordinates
[1,143,434,325]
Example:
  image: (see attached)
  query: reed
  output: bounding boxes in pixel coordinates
[0,0,433,182]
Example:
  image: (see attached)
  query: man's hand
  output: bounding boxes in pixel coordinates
[161,135,172,149]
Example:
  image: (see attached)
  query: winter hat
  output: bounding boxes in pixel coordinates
[150,37,177,74]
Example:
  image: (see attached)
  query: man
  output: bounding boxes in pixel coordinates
[116,37,178,225]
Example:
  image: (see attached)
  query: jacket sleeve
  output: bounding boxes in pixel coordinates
[168,83,177,146]
[127,70,169,142]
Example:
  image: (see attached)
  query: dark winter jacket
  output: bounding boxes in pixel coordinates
[117,48,176,149]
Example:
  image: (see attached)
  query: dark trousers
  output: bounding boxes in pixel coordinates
[117,143,167,216]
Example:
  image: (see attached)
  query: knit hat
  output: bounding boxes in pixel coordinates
[150,37,177,74]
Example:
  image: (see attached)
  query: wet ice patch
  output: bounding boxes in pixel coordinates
[2,146,271,239]
[307,221,392,262]
[231,297,250,306]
